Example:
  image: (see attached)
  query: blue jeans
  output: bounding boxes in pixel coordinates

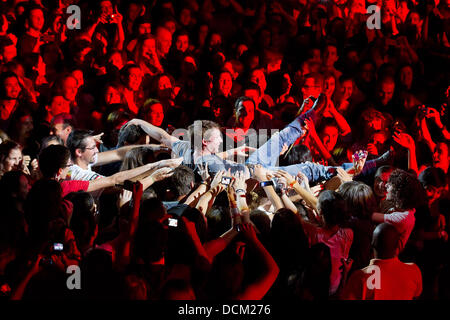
[245,110,376,183]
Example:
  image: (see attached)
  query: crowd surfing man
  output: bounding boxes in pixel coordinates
[0,0,449,302]
[125,93,391,184]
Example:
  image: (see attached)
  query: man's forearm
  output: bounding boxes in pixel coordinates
[112,163,154,185]
[292,182,318,210]
[96,144,148,166]
[132,119,176,146]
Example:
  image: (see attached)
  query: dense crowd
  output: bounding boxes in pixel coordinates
[0,0,449,300]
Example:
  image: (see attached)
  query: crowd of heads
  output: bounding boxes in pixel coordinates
[0,0,449,301]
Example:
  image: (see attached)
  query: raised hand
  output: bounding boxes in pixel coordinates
[111,5,123,24]
[297,172,310,189]
[232,170,247,192]
[155,157,183,169]
[393,131,415,150]
[273,169,296,185]
[231,145,257,158]
[425,107,445,129]
[367,143,379,156]
[253,164,269,182]
[93,132,104,145]
[239,223,258,243]
[197,162,210,182]
[337,167,353,182]
[210,170,226,189]
[149,167,174,182]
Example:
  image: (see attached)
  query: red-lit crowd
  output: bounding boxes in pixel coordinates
[0,0,449,300]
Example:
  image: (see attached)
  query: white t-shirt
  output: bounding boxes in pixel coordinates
[384,209,416,252]
[67,164,104,181]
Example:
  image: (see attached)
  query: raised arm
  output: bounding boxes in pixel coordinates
[274,170,318,211]
[393,131,418,174]
[87,160,180,192]
[123,119,179,148]
[420,114,436,152]
[304,118,337,166]
[254,165,284,212]
[95,144,149,166]
[235,223,279,300]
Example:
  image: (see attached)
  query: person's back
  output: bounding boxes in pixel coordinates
[342,223,422,300]
[345,257,422,300]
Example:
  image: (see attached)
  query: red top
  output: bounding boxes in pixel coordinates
[61,180,89,197]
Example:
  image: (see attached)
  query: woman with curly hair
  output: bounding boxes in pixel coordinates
[371,169,426,252]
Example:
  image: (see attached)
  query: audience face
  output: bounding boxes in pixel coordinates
[243,88,262,107]
[50,123,71,144]
[157,75,173,99]
[127,3,142,22]
[79,136,99,164]
[399,66,413,89]
[147,103,164,127]
[377,80,395,106]
[236,100,255,130]
[108,52,124,70]
[433,142,449,173]
[163,21,176,35]
[156,28,172,57]
[209,33,222,48]
[339,79,354,101]
[250,70,267,95]
[18,115,33,138]
[323,45,338,68]
[175,35,189,53]
[360,62,375,83]
[218,72,233,97]
[2,44,17,63]
[62,76,78,102]
[320,125,339,152]
[18,173,31,200]
[179,8,191,26]
[28,8,44,32]
[323,76,336,98]
[374,171,391,198]
[138,23,151,35]
[301,77,321,99]
[142,38,157,58]
[3,147,22,171]
[126,67,143,91]
[104,86,121,105]
[409,12,421,26]
[71,70,84,89]
[3,76,21,99]
[100,0,113,16]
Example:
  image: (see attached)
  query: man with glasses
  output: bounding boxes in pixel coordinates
[66,129,150,181]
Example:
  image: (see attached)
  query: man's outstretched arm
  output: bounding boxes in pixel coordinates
[95,144,152,166]
[124,119,179,148]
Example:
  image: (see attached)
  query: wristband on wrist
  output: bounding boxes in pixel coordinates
[231,207,240,217]
[260,180,274,187]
